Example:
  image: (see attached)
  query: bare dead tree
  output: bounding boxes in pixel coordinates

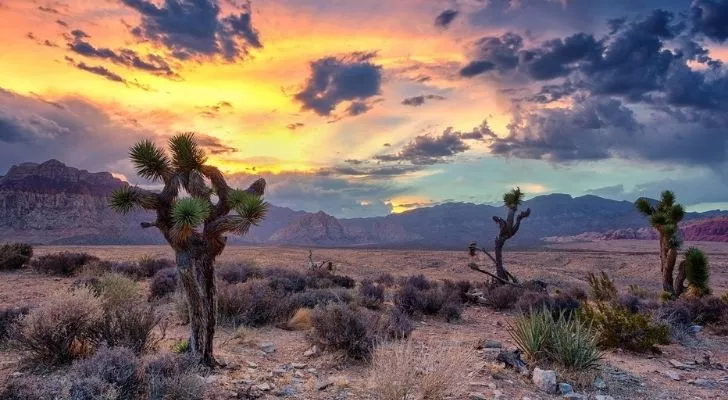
[468,187,531,285]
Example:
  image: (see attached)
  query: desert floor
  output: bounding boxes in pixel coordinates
[2,240,728,399]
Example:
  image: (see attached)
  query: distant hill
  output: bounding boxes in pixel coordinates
[1,160,726,248]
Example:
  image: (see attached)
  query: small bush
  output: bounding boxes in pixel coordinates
[1,374,66,399]
[618,294,641,314]
[627,284,650,299]
[587,271,618,302]
[311,303,374,360]
[394,283,426,316]
[0,306,30,343]
[143,353,205,400]
[217,262,262,284]
[443,279,473,304]
[282,288,353,319]
[375,273,395,287]
[264,268,308,293]
[81,259,113,276]
[97,273,140,306]
[31,252,100,276]
[516,291,551,314]
[13,287,104,365]
[486,285,522,310]
[401,274,433,290]
[394,280,459,321]
[101,300,160,354]
[684,247,710,296]
[579,302,670,353]
[0,243,33,270]
[171,340,190,354]
[373,308,414,340]
[567,286,588,301]
[149,268,178,299]
[110,262,144,279]
[308,268,356,289]
[507,308,551,361]
[71,346,141,399]
[359,280,385,309]
[672,295,727,325]
[137,256,175,279]
[217,280,280,327]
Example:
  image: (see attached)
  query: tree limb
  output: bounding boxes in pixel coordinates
[141,222,157,228]
[468,262,521,287]
[511,207,531,235]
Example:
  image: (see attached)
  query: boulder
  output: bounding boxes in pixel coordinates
[532,368,557,394]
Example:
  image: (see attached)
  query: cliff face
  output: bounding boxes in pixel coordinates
[0,160,160,244]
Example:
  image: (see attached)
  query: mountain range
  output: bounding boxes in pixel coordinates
[1,160,726,248]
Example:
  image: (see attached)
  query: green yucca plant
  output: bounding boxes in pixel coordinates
[108,132,267,366]
[684,247,710,296]
[506,308,552,361]
[587,271,618,302]
[547,313,602,371]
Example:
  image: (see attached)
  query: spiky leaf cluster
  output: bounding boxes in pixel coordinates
[172,198,211,240]
[129,140,169,181]
[169,133,207,172]
[684,247,710,295]
[109,186,139,214]
[228,189,269,224]
[635,191,685,249]
[503,187,524,209]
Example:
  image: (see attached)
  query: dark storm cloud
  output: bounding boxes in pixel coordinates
[374,122,490,165]
[121,0,262,61]
[459,60,495,77]
[65,57,151,91]
[401,94,445,107]
[434,9,458,28]
[691,0,728,43]
[346,101,372,116]
[0,87,153,178]
[67,34,178,78]
[294,52,382,117]
[587,177,728,206]
[460,32,522,77]
[318,165,422,177]
[519,33,602,81]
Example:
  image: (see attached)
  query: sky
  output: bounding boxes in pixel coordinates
[1,0,728,217]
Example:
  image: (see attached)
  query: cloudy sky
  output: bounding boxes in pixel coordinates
[1,0,728,217]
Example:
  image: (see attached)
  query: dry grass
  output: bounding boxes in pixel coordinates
[367,339,476,400]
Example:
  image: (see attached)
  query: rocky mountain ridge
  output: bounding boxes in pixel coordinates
[1,160,727,247]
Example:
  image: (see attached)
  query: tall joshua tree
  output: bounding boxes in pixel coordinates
[469,187,531,284]
[109,133,268,366]
[635,190,684,296]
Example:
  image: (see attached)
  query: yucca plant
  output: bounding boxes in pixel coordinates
[548,313,602,371]
[683,247,710,296]
[506,308,551,361]
[469,187,531,284]
[635,191,684,296]
[109,133,268,366]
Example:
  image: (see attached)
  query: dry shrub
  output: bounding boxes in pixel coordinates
[372,308,414,340]
[216,262,262,284]
[486,284,522,310]
[0,243,33,270]
[359,280,385,309]
[217,279,280,327]
[587,271,618,302]
[1,374,67,399]
[283,308,313,331]
[580,302,670,353]
[143,353,205,400]
[31,252,99,276]
[368,340,475,400]
[71,346,141,400]
[311,303,374,360]
[375,273,396,287]
[137,256,175,279]
[13,287,104,366]
[393,277,463,321]
[0,306,31,344]
[149,267,178,299]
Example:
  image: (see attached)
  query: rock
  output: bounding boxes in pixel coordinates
[692,379,717,389]
[260,342,276,354]
[468,381,489,387]
[476,339,502,349]
[303,346,318,357]
[497,350,529,375]
[316,379,333,391]
[256,383,272,391]
[668,359,695,370]
[592,376,607,390]
[273,368,288,376]
[291,362,307,369]
[306,368,317,374]
[595,396,614,400]
[558,382,573,394]
[275,385,297,397]
[659,370,681,381]
[205,375,219,384]
[532,368,557,394]
[294,371,304,378]
[246,361,259,369]
[469,393,487,400]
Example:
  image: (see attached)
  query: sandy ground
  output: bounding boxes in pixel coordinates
[1,241,728,399]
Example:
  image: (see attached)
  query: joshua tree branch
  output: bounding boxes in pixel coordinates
[469,262,521,287]
[141,222,157,228]
[511,208,531,235]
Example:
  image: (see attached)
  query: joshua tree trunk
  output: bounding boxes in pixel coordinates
[177,251,217,366]
[494,237,507,281]
[673,260,687,297]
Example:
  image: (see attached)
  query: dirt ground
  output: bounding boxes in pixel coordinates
[2,240,728,399]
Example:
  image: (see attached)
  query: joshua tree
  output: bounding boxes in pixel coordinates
[109,133,268,366]
[635,191,684,296]
[681,247,710,297]
[469,187,531,284]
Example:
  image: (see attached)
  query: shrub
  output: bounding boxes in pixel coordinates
[307,268,356,289]
[507,309,551,361]
[0,306,30,343]
[627,284,650,299]
[81,259,113,276]
[359,280,385,309]
[442,279,473,304]
[217,280,280,327]
[618,294,641,314]
[394,283,426,316]
[508,310,602,371]
[394,280,459,320]
[684,247,710,296]
[96,273,140,306]
[101,300,160,354]
[551,291,581,318]
[373,308,414,340]
[143,353,205,400]
[311,303,374,360]
[71,346,141,399]
[13,287,104,365]
[110,262,144,279]
[579,302,670,353]
[264,268,307,293]
[149,268,178,299]
[375,273,395,287]
[137,256,175,279]
[216,262,262,284]
[282,288,353,319]
[440,301,463,322]
[567,286,588,301]
[516,291,552,314]
[1,374,67,399]
[587,271,618,302]
[402,274,433,290]
[672,295,727,325]
[486,285,522,310]
[0,243,33,270]
[171,340,190,354]
[31,252,99,276]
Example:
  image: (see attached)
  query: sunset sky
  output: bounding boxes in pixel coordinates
[1,0,728,217]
